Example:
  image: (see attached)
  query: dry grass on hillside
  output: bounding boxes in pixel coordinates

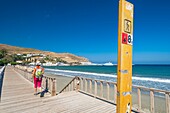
[0,44,88,63]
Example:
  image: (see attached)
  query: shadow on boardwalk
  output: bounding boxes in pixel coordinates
[40,89,48,97]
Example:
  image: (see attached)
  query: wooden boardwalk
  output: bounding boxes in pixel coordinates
[0,67,121,113]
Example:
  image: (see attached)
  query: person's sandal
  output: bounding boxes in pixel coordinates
[34,93,38,95]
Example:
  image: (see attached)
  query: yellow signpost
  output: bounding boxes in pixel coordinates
[117,0,134,113]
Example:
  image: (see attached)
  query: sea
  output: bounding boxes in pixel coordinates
[44,65,170,92]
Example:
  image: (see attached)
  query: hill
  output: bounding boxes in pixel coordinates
[0,44,89,63]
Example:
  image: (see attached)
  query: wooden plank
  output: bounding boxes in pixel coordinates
[166,93,170,113]
[90,80,92,94]
[81,104,112,113]
[0,98,42,110]
[48,78,50,90]
[51,79,56,96]
[93,105,115,113]
[107,82,110,100]
[80,102,110,113]
[1,101,44,113]
[76,77,80,92]
[42,92,80,104]
[137,88,141,112]
[87,104,113,113]
[114,84,117,104]
[85,79,87,92]
[68,83,71,91]
[60,100,104,113]
[41,92,104,113]
[73,79,75,90]
[100,81,103,98]
[80,78,83,91]
[94,80,97,97]
[150,90,155,113]
[0,95,39,105]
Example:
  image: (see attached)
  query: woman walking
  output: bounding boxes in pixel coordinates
[32,61,44,95]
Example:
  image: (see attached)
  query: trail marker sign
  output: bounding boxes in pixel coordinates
[122,33,128,44]
[122,33,133,45]
[124,19,131,33]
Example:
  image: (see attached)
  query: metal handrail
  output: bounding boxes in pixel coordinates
[58,77,77,94]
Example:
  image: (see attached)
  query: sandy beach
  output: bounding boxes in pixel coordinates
[44,73,74,92]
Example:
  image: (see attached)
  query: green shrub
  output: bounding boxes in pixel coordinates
[10,62,18,65]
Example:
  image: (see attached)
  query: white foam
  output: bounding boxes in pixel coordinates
[45,68,170,83]
[47,72,74,77]
[132,76,170,83]
[45,68,117,77]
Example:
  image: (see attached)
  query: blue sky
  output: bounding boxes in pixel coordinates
[0,0,170,64]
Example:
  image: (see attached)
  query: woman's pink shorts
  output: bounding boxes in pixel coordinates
[34,77,42,88]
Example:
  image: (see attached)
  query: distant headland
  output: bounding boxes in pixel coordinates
[0,44,90,66]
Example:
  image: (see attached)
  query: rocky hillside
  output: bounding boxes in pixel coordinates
[0,44,89,63]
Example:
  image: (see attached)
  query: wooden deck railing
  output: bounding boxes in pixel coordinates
[133,85,170,113]
[13,66,170,113]
[13,67,56,96]
[61,76,170,113]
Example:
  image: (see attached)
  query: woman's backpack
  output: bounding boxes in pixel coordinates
[35,67,43,78]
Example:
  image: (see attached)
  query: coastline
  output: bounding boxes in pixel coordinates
[44,65,170,92]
